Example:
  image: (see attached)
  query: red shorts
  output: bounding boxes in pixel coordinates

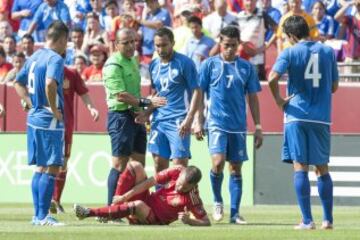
[116,167,160,225]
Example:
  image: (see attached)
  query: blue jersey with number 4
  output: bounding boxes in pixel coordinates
[199,55,261,133]
[272,41,338,124]
[16,48,65,130]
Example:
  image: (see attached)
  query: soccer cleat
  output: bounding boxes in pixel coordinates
[321,221,333,230]
[74,204,90,220]
[212,203,224,222]
[230,214,247,225]
[50,200,66,214]
[294,221,316,230]
[31,216,40,226]
[39,215,65,226]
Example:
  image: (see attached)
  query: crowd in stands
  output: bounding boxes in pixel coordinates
[0,0,359,84]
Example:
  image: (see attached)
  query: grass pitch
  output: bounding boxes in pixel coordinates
[0,204,359,240]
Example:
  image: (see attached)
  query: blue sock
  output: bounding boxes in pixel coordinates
[294,171,313,224]
[31,172,42,218]
[107,168,121,206]
[229,174,242,219]
[38,173,56,220]
[210,171,224,203]
[317,173,333,223]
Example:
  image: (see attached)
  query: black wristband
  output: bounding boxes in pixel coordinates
[139,97,151,107]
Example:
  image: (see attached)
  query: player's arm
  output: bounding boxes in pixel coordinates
[247,93,263,149]
[334,1,353,22]
[0,103,5,118]
[46,78,62,121]
[112,177,156,204]
[178,207,211,226]
[179,88,202,138]
[268,71,286,108]
[80,93,99,121]
[117,92,167,108]
[13,82,32,109]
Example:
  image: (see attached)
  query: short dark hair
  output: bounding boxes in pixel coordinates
[220,25,240,41]
[46,20,69,41]
[72,27,84,35]
[184,166,202,185]
[21,34,34,43]
[14,51,25,59]
[155,27,174,43]
[188,16,202,26]
[283,15,309,40]
[105,0,118,8]
[4,35,16,43]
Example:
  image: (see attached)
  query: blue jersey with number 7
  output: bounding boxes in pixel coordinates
[272,41,339,124]
[16,48,65,129]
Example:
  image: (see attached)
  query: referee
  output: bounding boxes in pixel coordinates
[103,28,166,206]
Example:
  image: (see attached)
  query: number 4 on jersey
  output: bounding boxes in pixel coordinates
[305,53,321,88]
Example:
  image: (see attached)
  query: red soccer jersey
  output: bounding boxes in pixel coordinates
[63,67,88,142]
[146,166,207,225]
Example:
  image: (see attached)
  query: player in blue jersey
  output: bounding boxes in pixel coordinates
[14,21,69,226]
[268,15,339,230]
[195,25,263,224]
[139,27,202,175]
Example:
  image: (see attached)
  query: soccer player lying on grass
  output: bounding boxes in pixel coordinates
[74,161,211,226]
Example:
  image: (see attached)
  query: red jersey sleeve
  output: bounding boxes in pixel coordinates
[187,187,207,219]
[155,166,182,185]
[73,69,88,96]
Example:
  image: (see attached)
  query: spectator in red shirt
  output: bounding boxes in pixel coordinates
[50,66,99,214]
[74,161,211,226]
[82,44,107,82]
[0,46,13,82]
[0,0,19,32]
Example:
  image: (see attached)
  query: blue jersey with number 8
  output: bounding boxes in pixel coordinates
[272,41,339,124]
[16,48,65,129]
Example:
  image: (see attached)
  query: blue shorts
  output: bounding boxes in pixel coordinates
[282,121,330,165]
[208,130,248,162]
[148,120,191,160]
[27,125,64,167]
[107,110,147,157]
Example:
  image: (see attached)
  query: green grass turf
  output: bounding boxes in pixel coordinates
[0,204,359,240]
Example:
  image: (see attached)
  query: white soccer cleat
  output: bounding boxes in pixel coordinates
[212,203,224,222]
[39,215,65,226]
[74,204,90,220]
[31,216,40,226]
[230,214,247,225]
[321,221,333,230]
[294,221,315,230]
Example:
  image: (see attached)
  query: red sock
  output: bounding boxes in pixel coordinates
[89,203,131,219]
[52,171,67,202]
[115,167,136,196]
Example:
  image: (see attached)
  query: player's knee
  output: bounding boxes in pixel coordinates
[127,161,145,176]
[112,156,128,171]
[173,158,188,167]
[315,164,329,176]
[229,164,242,175]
